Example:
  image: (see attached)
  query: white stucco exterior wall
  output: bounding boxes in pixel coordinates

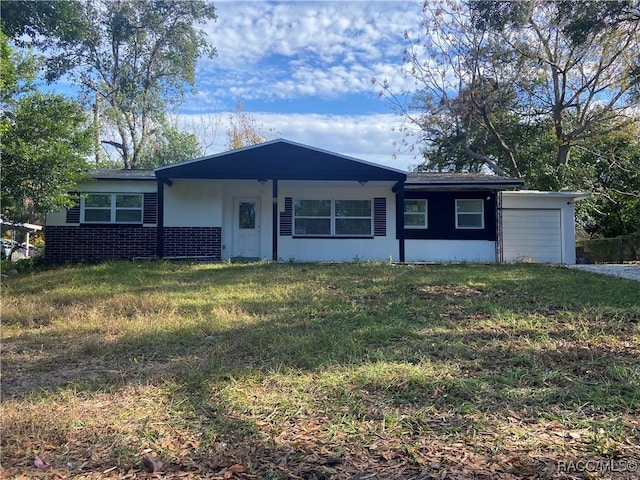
[405,240,496,263]
[46,208,71,226]
[163,180,223,227]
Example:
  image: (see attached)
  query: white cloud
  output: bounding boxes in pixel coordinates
[177,2,428,172]
[192,0,422,105]
[177,110,423,172]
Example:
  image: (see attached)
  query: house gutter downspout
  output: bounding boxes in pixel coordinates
[272,179,278,261]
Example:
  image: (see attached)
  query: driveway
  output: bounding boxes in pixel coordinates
[567,264,640,282]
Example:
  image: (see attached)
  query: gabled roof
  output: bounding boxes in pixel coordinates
[406,172,524,190]
[155,139,407,182]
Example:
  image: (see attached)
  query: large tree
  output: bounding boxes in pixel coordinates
[381,0,640,180]
[1,32,92,222]
[473,0,640,167]
[45,0,217,169]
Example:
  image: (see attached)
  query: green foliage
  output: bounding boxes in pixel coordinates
[400,1,639,173]
[44,0,217,169]
[0,0,85,47]
[138,123,202,168]
[470,0,533,31]
[567,128,640,237]
[0,30,39,108]
[557,0,640,45]
[0,33,17,106]
[577,233,640,263]
[1,91,92,220]
[0,33,92,222]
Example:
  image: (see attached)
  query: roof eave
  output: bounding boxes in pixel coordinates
[89,176,157,181]
[503,190,591,199]
[405,181,524,191]
[87,169,156,181]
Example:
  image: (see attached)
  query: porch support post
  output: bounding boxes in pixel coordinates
[156,178,164,258]
[272,179,278,261]
[394,182,405,262]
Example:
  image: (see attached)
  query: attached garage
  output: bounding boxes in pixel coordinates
[501,191,589,264]
[503,208,562,263]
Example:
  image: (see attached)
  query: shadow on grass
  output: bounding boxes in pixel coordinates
[3,262,638,399]
[2,262,639,477]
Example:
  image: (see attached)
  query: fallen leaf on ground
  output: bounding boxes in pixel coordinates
[33,456,49,470]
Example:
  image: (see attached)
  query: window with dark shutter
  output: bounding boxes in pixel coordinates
[66,193,80,223]
[143,193,158,224]
[280,197,293,236]
[374,197,386,236]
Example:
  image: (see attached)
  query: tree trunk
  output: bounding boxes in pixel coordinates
[93,93,101,166]
[557,144,571,166]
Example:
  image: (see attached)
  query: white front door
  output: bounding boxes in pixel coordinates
[232,198,261,258]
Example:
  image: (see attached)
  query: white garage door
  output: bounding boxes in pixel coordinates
[503,209,562,263]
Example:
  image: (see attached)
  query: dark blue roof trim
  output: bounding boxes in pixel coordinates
[155,139,407,182]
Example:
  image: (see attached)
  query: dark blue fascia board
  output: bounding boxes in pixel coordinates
[157,171,406,181]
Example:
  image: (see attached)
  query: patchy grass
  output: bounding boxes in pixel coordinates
[1,261,639,479]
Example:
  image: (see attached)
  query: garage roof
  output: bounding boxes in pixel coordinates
[406,172,525,190]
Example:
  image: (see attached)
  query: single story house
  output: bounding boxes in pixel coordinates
[45,139,587,264]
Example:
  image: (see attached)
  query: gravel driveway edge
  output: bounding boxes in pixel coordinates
[566,264,640,282]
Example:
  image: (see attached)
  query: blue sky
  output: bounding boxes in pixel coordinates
[179,0,424,170]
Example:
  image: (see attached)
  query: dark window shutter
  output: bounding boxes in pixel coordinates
[66,193,80,223]
[374,197,386,236]
[280,197,292,236]
[143,192,158,224]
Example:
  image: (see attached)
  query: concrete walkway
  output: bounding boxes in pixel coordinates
[567,264,640,282]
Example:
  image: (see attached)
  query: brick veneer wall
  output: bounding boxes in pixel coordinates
[46,225,223,262]
[162,227,222,260]
[46,225,157,262]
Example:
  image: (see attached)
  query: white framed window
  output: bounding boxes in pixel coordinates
[455,199,484,229]
[294,199,372,236]
[335,200,372,235]
[82,193,143,223]
[404,199,428,228]
[294,199,331,235]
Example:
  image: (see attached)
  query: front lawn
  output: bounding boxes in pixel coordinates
[1,262,639,479]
